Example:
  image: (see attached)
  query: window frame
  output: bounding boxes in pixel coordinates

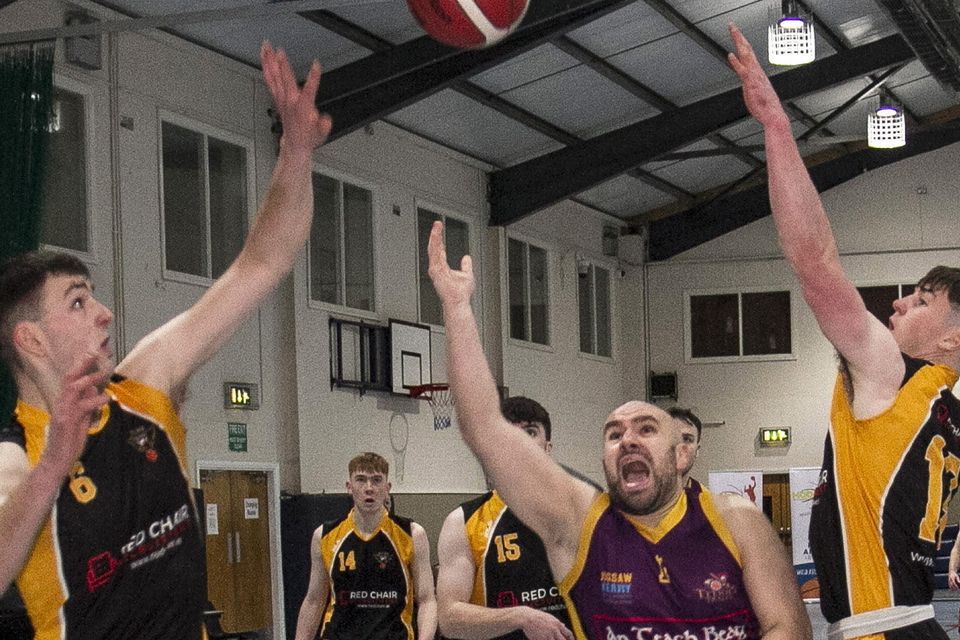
[306,165,380,319]
[855,281,916,324]
[414,199,473,330]
[577,257,615,360]
[504,231,552,350]
[157,109,256,287]
[39,74,96,260]
[683,286,796,364]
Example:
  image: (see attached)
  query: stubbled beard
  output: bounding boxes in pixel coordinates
[604,463,679,516]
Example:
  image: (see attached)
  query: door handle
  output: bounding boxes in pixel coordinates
[226,533,234,564]
[234,531,241,563]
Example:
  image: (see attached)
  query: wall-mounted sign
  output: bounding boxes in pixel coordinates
[759,427,791,447]
[228,422,247,452]
[224,382,259,410]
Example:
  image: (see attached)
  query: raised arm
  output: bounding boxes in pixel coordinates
[118,43,332,394]
[436,508,573,640]
[427,222,595,567]
[717,494,811,640]
[727,24,903,405]
[0,358,108,591]
[295,525,330,640]
[411,522,437,640]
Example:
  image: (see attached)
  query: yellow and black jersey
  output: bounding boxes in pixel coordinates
[810,353,960,637]
[461,491,570,640]
[0,375,205,640]
[320,509,417,640]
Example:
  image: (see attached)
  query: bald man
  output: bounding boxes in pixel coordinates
[426,222,810,640]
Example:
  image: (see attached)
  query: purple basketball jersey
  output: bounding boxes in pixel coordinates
[563,481,760,640]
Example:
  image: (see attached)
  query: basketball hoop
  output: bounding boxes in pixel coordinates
[409,384,453,430]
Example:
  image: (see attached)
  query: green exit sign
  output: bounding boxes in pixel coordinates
[228,422,247,452]
[759,427,791,447]
[224,382,259,410]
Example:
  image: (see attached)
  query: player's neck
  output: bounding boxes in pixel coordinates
[14,369,55,414]
[621,486,684,529]
[908,347,960,372]
[353,506,386,534]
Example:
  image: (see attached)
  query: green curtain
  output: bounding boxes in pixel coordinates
[0,41,55,421]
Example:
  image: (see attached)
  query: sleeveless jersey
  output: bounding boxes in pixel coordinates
[0,375,205,640]
[460,491,570,639]
[561,481,760,640]
[809,354,960,637]
[320,509,417,640]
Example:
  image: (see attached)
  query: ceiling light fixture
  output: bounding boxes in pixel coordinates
[868,90,906,149]
[768,0,815,66]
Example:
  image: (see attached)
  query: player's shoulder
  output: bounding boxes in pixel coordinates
[388,512,416,536]
[459,491,495,521]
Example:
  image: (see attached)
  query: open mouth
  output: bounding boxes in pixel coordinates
[620,458,650,490]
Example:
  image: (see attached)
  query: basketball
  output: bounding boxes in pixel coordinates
[406,0,530,49]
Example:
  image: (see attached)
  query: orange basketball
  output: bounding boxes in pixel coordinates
[406,0,530,49]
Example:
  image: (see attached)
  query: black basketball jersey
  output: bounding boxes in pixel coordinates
[320,509,417,640]
[461,491,570,640]
[0,375,205,640]
[810,354,960,637]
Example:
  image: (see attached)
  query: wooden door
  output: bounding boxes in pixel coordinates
[232,471,272,631]
[761,473,792,555]
[200,469,273,634]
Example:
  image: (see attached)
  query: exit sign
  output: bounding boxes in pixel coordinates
[224,382,259,410]
[759,427,791,447]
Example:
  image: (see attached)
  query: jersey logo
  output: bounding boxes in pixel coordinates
[696,573,737,603]
[655,555,670,584]
[86,551,119,592]
[374,551,392,570]
[127,424,158,462]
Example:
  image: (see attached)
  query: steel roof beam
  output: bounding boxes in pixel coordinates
[648,125,960,260]
[315,0,636,140]
[488,34,915,225]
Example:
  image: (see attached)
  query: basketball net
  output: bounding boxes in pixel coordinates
[410,384,454,430]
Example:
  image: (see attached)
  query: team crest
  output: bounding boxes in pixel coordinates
[127,425,158,462]
[696,573,737,603]
[374,551,392,570]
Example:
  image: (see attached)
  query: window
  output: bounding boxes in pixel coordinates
[417,207,469,325]
[40,85,88,252]
[160,118,250,280]
[857,283,916,324]
[309,173,375,311]
[579,261,612,357]
[508,238,549,345]
[687,290,792,360]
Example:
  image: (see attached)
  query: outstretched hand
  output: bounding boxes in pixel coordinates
[427,221,474,309]
[260,42,333,153]
[727,24,790,129]
[43,357,109,473]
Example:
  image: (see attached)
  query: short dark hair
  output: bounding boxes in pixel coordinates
[501,396,551,442]
[668,406,702,441]
[917,266,960,311]
[0,251,90,368]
